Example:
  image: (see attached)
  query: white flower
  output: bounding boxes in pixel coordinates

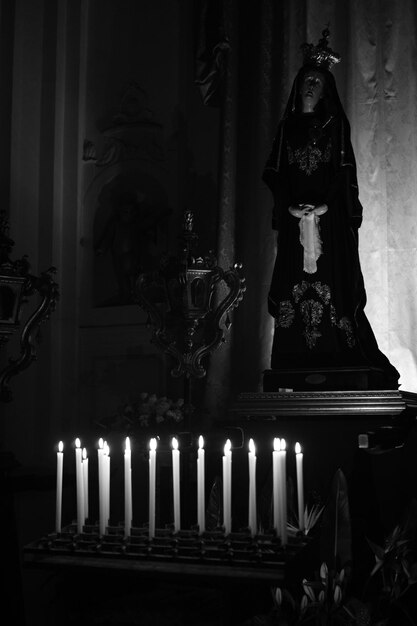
[333,584,342,606]
[274,587,282,606]
[320,562,328,585]
[302,579,315,602]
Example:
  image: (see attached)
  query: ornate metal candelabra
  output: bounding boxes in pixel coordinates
[135,210,245,380]
[0,211,59,402]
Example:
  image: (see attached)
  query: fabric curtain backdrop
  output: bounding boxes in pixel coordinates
[196,0,417,415]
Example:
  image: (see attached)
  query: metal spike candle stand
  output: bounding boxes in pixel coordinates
[25,523,307,582]
[25,436,308,579]
[24,211,306,580]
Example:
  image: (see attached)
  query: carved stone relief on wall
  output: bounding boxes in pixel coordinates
[93,171,171,306]
[82,82,172,308]
[78,83,173,425]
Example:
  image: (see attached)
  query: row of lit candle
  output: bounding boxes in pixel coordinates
[55,436,305,541]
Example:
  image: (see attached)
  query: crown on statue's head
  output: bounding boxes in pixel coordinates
[301,27,341,71]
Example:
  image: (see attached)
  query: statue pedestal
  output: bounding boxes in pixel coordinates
[230,389,417,420]
[263,366,390,392]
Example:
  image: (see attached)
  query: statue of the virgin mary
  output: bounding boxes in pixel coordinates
[263,30,400,389]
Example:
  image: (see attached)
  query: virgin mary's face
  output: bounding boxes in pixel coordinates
[300,70,325,112]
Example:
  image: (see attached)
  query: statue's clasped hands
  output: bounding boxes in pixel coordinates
[289,203,328,218]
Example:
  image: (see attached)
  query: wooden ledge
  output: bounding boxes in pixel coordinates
[228,390,417,420]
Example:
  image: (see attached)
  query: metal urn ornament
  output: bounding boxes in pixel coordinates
[0,211,59,402]
[135,210,245,379]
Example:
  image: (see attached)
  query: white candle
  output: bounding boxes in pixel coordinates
[280,438,287,545]
[98,438,105,535]
[222,439,232,535]
[273,438,281,535]
[55,441,63,533]
[149,438,157,538]
[75,438,85,533]
[103,441,110,527]
[248,438,257,536]
[197,435,205,533]
[172,437,181,532]
[124,436,132,537]
[82,447,89,522]
[295,442,305,532]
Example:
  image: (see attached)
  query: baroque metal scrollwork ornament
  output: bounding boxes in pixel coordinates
[0,211,59,402]
[135,210,245,379]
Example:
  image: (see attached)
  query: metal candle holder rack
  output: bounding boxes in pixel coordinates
[26,523,307,570]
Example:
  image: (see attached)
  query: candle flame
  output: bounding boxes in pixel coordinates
[295,442,302,454]
[58,441,63,453]
[249,438,256,455]
[274,437,280,451]
[75,437,81,448]
[224,439,231,455]
[125,436,131,452]
[280,438,286,451]
[172,437,178,451]
[82,447,87,460]
[98,438,104,449]
[198,435,204,449]
[150,437,157,451]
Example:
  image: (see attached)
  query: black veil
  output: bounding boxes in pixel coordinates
[263,63,363,231]
[264,65,357,178]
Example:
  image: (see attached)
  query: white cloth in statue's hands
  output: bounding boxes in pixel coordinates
[289,204,328,274]
[300,212,321,274]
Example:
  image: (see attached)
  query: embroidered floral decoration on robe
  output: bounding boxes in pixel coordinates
[287,138,332,176]
[275,280,355,350]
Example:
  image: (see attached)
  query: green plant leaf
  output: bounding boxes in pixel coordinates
[302,579,316,602]
[319,468,352,573]
[206,475,222,530]
[282,588,296,609]
[370,558,384,578]
[367,537,385,562]
[408,564,417,585]
[343,598,371,625]
[305,504,324,534]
